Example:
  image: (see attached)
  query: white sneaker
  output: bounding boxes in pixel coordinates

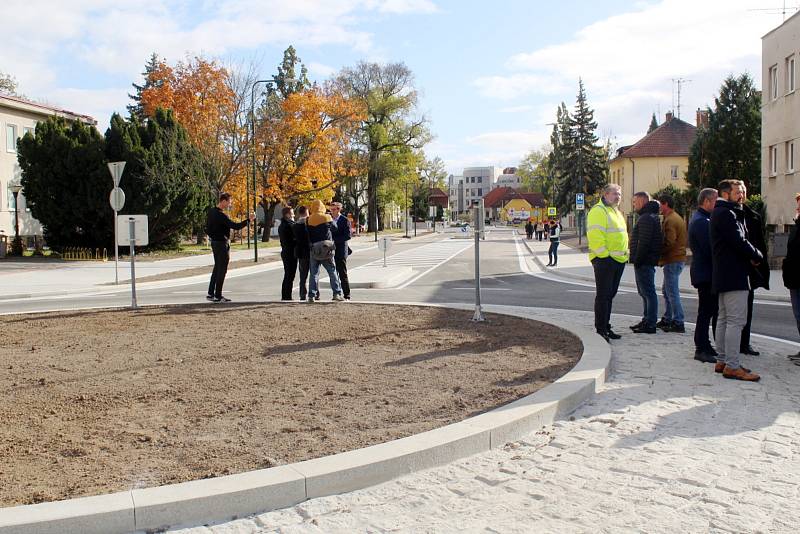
[332,294,345,301]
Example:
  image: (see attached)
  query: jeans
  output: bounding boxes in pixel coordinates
[791,288,800,338]
[694,283,718,351]
[280,252,297,300]
[297,257,310,300]
[592,257,626,334]
[208,240,230,298]
[716,290,748,370]
[661,262,685,324]
[634,264,658,327]
[548,241,559,265]
[309,256,342,298]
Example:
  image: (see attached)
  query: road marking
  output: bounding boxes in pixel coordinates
[450,287,511,291]
[394,240,474,289]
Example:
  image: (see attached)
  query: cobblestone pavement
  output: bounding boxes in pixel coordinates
[175,309,800,533]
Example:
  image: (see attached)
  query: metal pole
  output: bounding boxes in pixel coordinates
[472,203,484,322]
[404,182,409,238]
[250,83,258,259]
[114,209,119,284]
[129,219,138,309]
[13,192,19,250]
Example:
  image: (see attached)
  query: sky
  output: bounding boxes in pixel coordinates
[1,0,789,174]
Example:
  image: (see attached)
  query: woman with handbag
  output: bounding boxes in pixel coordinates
[306,199,344,302]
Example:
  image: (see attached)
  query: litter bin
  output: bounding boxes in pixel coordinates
[0,235,7,258]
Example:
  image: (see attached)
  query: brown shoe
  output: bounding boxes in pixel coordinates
[722,366,760,381]
[715,362,750,373]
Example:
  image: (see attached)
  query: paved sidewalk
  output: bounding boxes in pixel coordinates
[521,235,791,302]
[174,307,800,533]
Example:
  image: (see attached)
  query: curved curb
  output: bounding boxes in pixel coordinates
[0,303,610,534]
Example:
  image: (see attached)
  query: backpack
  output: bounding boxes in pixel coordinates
[311,239,335,261]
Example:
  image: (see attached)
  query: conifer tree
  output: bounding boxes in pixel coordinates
[648,113,659,134]
[127,53,165,120]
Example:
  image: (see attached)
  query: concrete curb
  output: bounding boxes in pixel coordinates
[0,303,610,534]
[520,237,791,303]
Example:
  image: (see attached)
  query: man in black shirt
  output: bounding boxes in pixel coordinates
[278,206,297,300]
[205,192,253,302]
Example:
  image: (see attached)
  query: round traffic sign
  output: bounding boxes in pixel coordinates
[109,187,125,212]
[378,237,392,252]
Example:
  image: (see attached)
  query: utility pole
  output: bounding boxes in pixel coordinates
[671,78,691,120]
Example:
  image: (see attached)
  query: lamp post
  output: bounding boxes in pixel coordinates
[250,77,297,263]
[404,181,409,238]
[9,183,23,256]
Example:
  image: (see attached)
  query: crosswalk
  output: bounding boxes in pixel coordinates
[359,239,473,270]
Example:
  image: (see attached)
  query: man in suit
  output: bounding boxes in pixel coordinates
[292,205,311,301]
[330,202,352,300]
[277,206,297,301]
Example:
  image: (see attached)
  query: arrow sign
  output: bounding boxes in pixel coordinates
[107,161,126,187]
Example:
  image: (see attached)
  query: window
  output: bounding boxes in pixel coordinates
[770,65,779,100]
[788,55,796,93]
[477,177,482,183]
[5,124,17,152]
[788,140,796,173]
[670,165,679,180]
[477,188,482,196]
[770,144,778,176]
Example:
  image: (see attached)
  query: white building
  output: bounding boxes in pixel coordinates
[1,93,96,243]
[495,167,522,189]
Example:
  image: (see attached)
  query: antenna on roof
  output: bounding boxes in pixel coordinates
[671,78,691,119]
[749,1,799,21]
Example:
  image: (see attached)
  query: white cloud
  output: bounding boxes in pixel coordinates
[309,62,338,79]
[369,0,439,14]
[473,74,569,100]
[498,104,536,113]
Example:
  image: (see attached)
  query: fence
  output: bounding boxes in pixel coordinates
[62,248,108,261]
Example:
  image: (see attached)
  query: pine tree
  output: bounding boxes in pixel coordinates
[127,53,164,120]
[687,73,761,196]
[648,113,659,134]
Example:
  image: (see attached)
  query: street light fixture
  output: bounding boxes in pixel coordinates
[9,182,23,256]
[250,77,297,263]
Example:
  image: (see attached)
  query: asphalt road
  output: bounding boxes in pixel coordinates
[6,227,798,346]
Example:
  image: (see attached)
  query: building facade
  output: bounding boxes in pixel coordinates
[495,166,522,189]
[608,112,698,213]
[762,12,800,231]
[0,93,96,242]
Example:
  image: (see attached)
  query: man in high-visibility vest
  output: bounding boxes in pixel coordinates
[587,183,629,342]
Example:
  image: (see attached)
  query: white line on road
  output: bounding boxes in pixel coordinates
[394,241,474,289]
[450,287,511,291]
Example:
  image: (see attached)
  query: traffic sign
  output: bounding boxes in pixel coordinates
[107,161,126,187]
[109,187,125,212]
[547,207,557,217]
[117,215,149,246]
[576,193,585,211]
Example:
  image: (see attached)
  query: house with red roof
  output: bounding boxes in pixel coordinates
[609,111,704,212]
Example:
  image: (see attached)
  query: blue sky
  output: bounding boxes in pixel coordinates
[2,0,785,173]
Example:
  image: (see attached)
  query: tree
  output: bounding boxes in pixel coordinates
[517,146,553,197]
[105,110,212,248]
[0,72,20,96]
[334,61,430,232]
[648,113,659,134]
[687,73,761,197]
[653,184,692,221]
[127,53,165,120]
[17,117,108,251]
[554,80,607,216]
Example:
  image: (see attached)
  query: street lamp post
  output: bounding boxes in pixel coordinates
[404,182,409,238]
[9,183,23,256]
[250,77,297,263]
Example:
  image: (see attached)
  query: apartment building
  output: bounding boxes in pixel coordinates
[763,12,800,231]
[1,93,96,241]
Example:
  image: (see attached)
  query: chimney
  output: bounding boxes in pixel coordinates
[665,111,674,122]
[695,108,709,129]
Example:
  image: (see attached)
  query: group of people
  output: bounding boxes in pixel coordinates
[588,181,800,383]
[525,219,561,267]
[278,200,352,303]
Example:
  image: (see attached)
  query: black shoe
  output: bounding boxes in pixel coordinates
[669,322,685,333]
[788,351,800,360]
[314,294,320,301]
[694,349,717,363]
[656,318,670,330]
[740,346,760,356]
[212,296,231,303]
[632,325,657,334]
[344,296,351,301]
[606,329,622,340]
[205,294,214,301]
[629,320,645,330]
[597,331,611,342]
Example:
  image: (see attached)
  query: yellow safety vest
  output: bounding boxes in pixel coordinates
[587,201,629,263]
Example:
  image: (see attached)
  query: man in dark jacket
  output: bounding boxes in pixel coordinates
[292,205,311,301]
[738,183,769,356]
[710,179,763,381]
[629,192,663,334]
[784,193,800,362]
[278,206,297,301]
[205,192,254,303]
[688,188,719,362]
[330,202,352,300]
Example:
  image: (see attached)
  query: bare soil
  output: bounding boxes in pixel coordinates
[0,304,580,507]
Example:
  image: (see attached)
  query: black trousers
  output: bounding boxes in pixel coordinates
[740,289,755,350]
[335,256,350,298]
[694,283,718,351]
[592,257,625,334]
[297,257,310,299]
[208,240,230,298]
[281,252,297,300]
